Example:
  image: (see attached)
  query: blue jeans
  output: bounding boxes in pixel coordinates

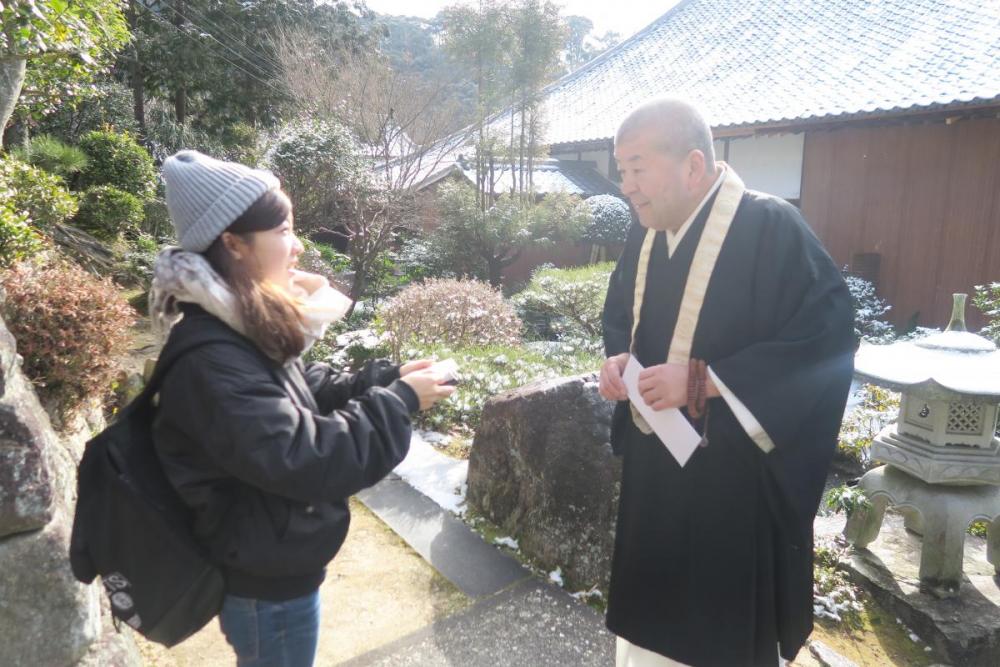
[218,591,320,667]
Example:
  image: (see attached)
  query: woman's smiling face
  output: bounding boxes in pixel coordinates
[245,211,304,292]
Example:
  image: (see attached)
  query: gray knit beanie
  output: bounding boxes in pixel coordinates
[162,150,280,252]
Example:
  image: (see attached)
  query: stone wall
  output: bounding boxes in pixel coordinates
[0,315,139,667]
[467,373,621,590]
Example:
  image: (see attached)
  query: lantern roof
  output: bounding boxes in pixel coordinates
[855,331,1000,399]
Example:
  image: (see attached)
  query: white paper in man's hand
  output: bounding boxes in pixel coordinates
[622,355,702,467]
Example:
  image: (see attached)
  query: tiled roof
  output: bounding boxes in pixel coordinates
[459,160,619,197]
[532,0,1000,146]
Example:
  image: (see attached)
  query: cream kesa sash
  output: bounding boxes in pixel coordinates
[629,165,746,434]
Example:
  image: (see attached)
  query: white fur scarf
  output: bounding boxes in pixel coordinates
[149,247,351,360]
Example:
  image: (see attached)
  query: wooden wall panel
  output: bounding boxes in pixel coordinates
[801,117,1000,331]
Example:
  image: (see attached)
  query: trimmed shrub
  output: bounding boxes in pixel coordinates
[376,278,522,361]
[0,156,78,228]
[0,201,44,268]
[846,274,895,344]
[12,134,89,179]
[75,185,144,241]
[1,259,134,420]
[513,262,613,353]
[583,194,630,245]
[78,130,157,199]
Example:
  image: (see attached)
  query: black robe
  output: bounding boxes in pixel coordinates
[602,189,855,666]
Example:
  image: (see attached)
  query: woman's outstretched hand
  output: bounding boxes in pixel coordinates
[400,368,456,410]
[400,359,435,377]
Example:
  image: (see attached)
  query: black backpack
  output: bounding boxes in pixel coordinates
[69,332,230,647]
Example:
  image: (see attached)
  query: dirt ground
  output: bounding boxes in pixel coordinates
[135,498,470,667]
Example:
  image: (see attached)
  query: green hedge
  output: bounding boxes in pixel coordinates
[78,130,157,199]
[75,186,144,241]
[0,156,78,228]
[0,201,44,268]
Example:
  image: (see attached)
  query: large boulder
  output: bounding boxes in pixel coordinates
[0,314,139,666]
[0,507,102,665]
[467,373,621,590]
[0,318,56,538]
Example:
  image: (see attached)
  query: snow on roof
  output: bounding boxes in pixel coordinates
[532,0,1000,147]
[459,159,619,197]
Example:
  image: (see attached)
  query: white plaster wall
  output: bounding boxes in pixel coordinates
[577,149,612,179]
[722,133,804,199]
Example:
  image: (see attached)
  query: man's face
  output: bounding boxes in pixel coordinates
[614,130,693,232]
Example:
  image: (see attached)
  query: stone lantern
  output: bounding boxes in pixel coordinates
[844,294,1000,597]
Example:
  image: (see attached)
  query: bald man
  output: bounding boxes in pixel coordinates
[598,99,855,666]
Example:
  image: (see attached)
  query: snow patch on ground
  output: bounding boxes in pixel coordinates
[393,431,468,515]
[570,586,604,602]
[494,536,520,550]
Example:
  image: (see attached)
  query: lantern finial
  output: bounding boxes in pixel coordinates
[946,293,968,333]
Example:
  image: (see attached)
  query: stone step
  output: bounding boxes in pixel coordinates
[357,474,530,598]
[355,474,615,665]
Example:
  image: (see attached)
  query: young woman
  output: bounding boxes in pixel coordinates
[149,150,452,667]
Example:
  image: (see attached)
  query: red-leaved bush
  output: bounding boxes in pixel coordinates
[377,278,522,361]
[1,259,134,419]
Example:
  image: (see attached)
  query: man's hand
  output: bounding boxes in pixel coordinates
[637,363,688,411]
[638,362,721,411]
[598,353,630,401]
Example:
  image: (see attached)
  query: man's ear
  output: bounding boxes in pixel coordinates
[687,150,706,186]
[220,231,244,260]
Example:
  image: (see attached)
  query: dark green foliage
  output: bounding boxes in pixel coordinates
[0,202,44,268]
[75,186,145,241]
[973,282,1000,344]
[824,485,872,517]
[0,155,78,228]
[846,274,895,343]
[141,198,174,241]
[78,130,157,199]
[513,262,613,352]
[262,119,369,235]
[114,233,160,288]
[128,0,381,133]
[428,180,590,286]
[31,80,140,142]
[11,134,89,179]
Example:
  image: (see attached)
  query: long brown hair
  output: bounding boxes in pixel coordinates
[204,190,305,362]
